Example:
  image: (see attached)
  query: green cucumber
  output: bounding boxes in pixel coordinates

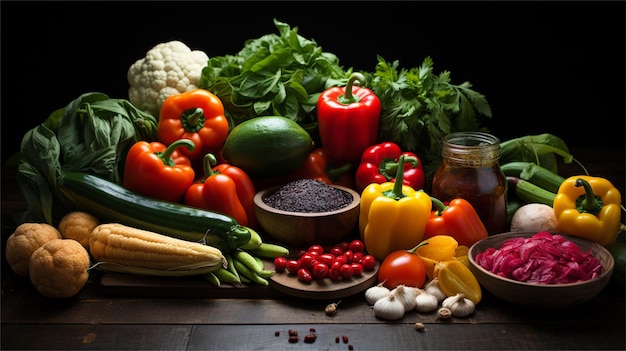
[222,116,313,178]
[501,161,565,193]
[57,172,251,253]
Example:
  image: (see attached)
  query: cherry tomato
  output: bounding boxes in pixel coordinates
[352,251,364,264]
[273,256,287,272]
[342,250,353,264]
[351,263,363,277]
[333,255,347,267]
[337,241,350,252]
[286,259,301,274]
[312,262,329,279]
[297,267,313,283]
[308,245,324,254]
[317,253,335,267]
[329,246,344,257]
[300,253,317,269]
[339,264,353,279]
[377,250,427,289]
[361,254,377,271]
[349,239,365,253]
[328,268,341,281]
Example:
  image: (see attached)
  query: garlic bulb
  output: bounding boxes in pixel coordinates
[414,289,439,313]
[423,278,447,303]
[365,283,391,305]
[373,293,406,320]
[442,293,475,317]
[390,285,417,312]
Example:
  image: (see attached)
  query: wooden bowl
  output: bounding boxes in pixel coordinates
[253,184,360,247]
[468,231,614,309]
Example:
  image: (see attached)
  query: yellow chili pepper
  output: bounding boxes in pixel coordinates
[359,155,432,261]
[553,175,622,246]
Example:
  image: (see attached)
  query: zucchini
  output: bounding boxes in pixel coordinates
[57,172,251,253]
[501,161,565,193]
[506,176,556,207]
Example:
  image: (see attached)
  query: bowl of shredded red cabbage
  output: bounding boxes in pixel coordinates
[468,231,614,308]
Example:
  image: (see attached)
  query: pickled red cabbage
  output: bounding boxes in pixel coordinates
[475,231,603,284]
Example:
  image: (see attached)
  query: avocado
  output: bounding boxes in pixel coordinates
[222,116,313,178]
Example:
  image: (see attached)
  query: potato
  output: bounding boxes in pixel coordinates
[29,239,91,299]
[58,211,100,250]
[5,223,62,276]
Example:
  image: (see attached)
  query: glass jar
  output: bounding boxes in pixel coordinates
[431,132,507,235]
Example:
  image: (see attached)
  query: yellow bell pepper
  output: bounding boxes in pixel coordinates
[553,175,622,246]
[359,155,432,261]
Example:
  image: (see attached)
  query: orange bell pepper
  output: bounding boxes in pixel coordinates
[123,139,195,203]
[184,154,257,227]
[424,197,488,247]
[157,89,229,166]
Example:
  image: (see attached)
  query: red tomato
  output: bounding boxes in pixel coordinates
[377,250,427,289]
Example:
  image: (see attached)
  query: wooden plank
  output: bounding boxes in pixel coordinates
[2,281,623,326]
[3,322,622,350]
[1,324,193,350]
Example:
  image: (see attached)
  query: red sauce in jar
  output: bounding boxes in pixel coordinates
[431,132,508,235]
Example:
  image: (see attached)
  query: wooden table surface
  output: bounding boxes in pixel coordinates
[2,146,624,351]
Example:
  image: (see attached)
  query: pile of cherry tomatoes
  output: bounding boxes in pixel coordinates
[273,240,377,283]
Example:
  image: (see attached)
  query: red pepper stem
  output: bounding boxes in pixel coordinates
[575,178,603,215]
[429,196,448,215]
[182,108,205,131]
[337,72,365,105]
[325,162,352,182]
[158,139,195,166]
[202,153,218,178]
[382,156,418,178]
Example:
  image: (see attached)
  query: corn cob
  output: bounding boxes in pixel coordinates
[89,223,226,276]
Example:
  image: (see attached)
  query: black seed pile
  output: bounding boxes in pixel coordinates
[263,179,353,213]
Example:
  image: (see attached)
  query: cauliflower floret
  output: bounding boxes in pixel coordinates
[5,223,62,276]
[29,239,91,299]
[128,40,209,117]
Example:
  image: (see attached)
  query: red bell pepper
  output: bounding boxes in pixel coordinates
[424,197,488,247]
[251,148,355,191]
[355,141,425,193]
[317,72,381,167]
[157,89,230,166]
[184,154,257,228]
[123,139,196,203]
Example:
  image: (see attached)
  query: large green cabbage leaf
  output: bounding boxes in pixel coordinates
[16,92,158,225]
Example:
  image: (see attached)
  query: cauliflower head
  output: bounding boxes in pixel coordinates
[29,239,91,299]
[128,40,209,117]
[5,223,62,276]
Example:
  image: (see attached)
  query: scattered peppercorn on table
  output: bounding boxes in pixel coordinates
[1,147,624,350]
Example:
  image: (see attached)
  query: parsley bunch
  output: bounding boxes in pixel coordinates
[368,56,493,178]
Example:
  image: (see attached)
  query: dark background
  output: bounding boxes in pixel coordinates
[1,1,625,165]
